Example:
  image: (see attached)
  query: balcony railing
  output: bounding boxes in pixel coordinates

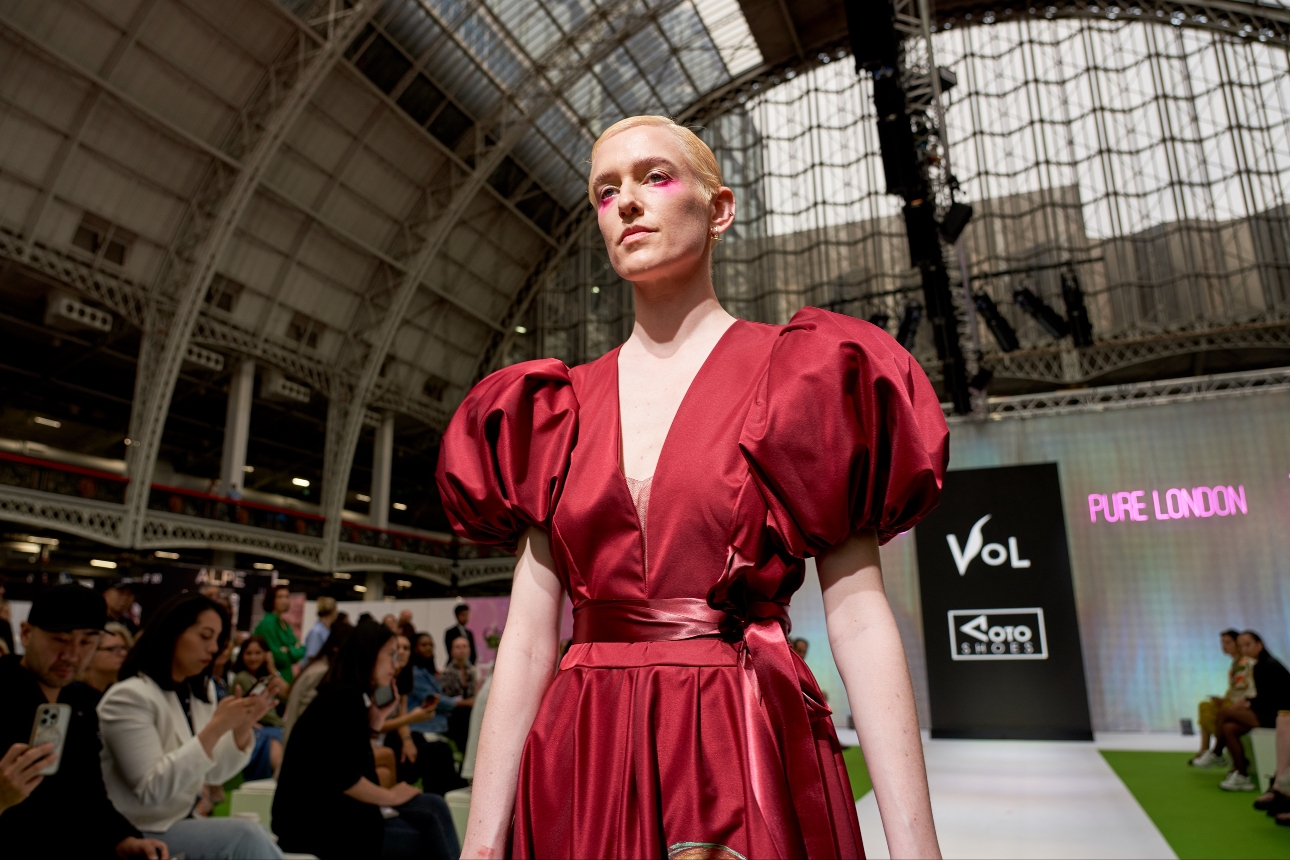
[0,451,128,504]
[148,484,326,539]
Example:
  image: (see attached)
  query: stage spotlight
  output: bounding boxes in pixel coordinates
[867,311,891,332]
[1061,269,1094,347]
[1013,287,1069,339]
[938,202,973,243]
[896,301,923,350]
[973,292,1020,353]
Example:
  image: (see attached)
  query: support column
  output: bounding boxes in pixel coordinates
[219,358,255,499]
[364,571,384,602]
[370,413,394,529]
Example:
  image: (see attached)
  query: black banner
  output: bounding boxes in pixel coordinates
[916,463,1093,740]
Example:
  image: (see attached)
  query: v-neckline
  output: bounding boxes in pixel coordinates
[611,320,742,578]
[613,318,743,484]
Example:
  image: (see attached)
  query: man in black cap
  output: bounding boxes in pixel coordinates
[0,584,168,859]
[444,602,477,665]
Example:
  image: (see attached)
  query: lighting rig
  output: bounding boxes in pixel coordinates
[844,0,973,413]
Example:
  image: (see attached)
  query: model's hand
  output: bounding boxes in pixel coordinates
[0,743,55,814]
[115,836,170,859]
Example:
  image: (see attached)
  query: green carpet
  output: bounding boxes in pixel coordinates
[1101,750,1290,859]
[210,772,243,818]
[842,746,872,801]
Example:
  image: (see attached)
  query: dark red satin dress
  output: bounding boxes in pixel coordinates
[436,307,949,860]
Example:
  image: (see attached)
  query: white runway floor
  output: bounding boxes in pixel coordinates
[836,731,1193,859]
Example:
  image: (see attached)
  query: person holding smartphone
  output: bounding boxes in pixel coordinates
[229,634,285,780]
[98,593,286,859]
[273,619,460,859]
[0,584,168,859]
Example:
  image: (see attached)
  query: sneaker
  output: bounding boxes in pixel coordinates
[1220,771,1256,791]
[1189,750,1221,767]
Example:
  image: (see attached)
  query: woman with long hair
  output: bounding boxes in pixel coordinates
[273,620,459,859]
[98,593,285,859]
[230,634,285,780]
[1216,630,1290,791]
[437,115,947,859]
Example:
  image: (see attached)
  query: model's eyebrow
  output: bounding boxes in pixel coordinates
[590,155,682,191]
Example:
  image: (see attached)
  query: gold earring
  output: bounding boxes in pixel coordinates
[711,230,722,242]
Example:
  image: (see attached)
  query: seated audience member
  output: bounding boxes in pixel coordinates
[444,603,476,665]
[80,621,134,696]
[103,581,139,636]
[792,637,809,659]
[254,584,305,682]
[273,620,460,860]
[1253,711,1290,823]
[381,635,463,796]
[1190,629,1252,767]
[407,634,458,736]
[304,596,338,668]
[1216,630,1290,791]
[440,635,479,752]
[98,593,286,859]
[0,585,168,859]
[284,619,352,744]
[230,634,285,780]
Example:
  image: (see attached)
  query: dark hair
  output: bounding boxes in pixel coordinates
[1240,630,1273,658]
[448,633,470,652]
[453,603,469,616]
[411,632,436,672]
[264,584,290,614]
[1221,629,1240,640]
[319,619,353,664]
[325,620,394,693]
[120,593,230,702]
[232,634,273,678]
[395,634,414,694]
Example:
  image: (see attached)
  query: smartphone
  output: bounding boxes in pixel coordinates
[28,703,72,776]
[373,684,396,708]
[247,677,271,697]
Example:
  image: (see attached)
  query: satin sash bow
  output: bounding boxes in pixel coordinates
[571,597,836,858]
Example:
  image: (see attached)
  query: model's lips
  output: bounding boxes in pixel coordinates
[620,225,654,244]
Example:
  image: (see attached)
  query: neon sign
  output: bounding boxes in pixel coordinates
[1087,485,1247,523]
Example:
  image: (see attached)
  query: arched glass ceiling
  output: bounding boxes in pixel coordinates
[532,15,1290,385]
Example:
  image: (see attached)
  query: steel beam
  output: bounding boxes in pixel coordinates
[122,0,376,547]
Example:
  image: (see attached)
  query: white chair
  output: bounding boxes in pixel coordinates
[1250,727,1277,792]
[444,786,472,844]
[229,778,277,831]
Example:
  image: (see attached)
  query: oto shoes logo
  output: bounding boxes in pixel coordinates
[948,608,1049,661]
[946,514,1031,575]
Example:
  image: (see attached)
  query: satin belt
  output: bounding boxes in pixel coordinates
[572,598,837,859]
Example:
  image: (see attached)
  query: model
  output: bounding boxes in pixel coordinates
[436,115,948,860]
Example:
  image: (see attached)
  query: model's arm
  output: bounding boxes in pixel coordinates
[461,527,564,859]
[819,530,940,860]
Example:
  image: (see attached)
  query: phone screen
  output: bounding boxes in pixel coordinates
[373,684,396,708]
[248,678,270,697]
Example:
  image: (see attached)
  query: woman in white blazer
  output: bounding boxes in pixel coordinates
[98,593,286,859]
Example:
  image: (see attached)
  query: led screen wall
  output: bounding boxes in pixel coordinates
[791,389,1289,732]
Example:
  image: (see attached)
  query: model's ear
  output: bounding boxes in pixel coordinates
[710,186,736,237]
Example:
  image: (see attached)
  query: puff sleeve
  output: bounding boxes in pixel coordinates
[435,359,578,552]
[739,307,948,554]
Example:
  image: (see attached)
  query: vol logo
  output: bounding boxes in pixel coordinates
[946,514,1031,575]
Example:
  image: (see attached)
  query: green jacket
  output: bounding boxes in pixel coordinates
[254,612,305,682]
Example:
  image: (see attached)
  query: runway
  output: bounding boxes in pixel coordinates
[836,731,1192,859]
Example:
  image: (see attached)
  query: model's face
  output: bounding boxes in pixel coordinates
[21,625,100,689]
[241,640,266,672]
[172,610,223,682]
[1221,635,1237,656]
[416,636,434,660]
[396,636,411,669]
[1238,633,1263,659]
[372,637,399,688]
[590,126,733,285]
[273,589,290,614]
[90,631,127,674]
[450,637,470,664]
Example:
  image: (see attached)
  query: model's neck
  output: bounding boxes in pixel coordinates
[629,258,731,355]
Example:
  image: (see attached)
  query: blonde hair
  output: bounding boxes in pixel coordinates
[588,115,723,205]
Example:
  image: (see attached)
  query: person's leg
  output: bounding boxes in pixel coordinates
[416,736,467,796]
[395,791,461,860]
[1276,712,1290,789]
[1197,700,1216,753]
[150,818,284,860]
[375,743,398,789]
[381,816,423,859]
